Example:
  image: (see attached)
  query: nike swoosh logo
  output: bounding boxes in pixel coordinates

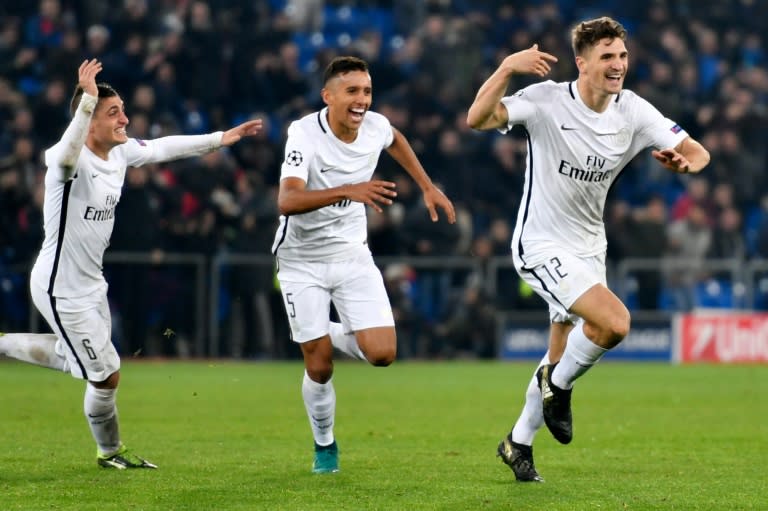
[91,173,99,178]
[560,124,578,131]
[319,168,333,173]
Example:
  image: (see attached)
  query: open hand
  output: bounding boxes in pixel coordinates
[422,185,456,223]
[221,119,264,146]
[342,180,397,213]
[78,59,102,97]
[652,148,691,173]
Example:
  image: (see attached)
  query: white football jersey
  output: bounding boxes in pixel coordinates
[272,107,394,261]
[31,133,221,298]
[500,81,688,267]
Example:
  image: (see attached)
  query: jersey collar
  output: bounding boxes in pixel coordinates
[317,107,329,134]
[568,80,621,115]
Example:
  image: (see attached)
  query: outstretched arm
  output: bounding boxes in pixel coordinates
[57,59,102,179]
[385,127,456,224]
[467,44,557,131]
[652,136,710,174]
[130,119,263,165]
[277,177,397,215]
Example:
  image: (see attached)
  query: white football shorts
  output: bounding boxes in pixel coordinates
[30,281,120,382]
[276,253,395,343]
[516,251,607,324]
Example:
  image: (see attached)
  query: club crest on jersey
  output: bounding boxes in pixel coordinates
[616,127,630,145]
[286,150,303,166]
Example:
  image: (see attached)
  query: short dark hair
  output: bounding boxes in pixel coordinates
[571,16,627,56]
[322,56,369,85]
[69,82,119,116]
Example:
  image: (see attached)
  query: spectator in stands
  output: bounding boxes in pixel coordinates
[666,202,714,309]
[399,181,462,323]
[671,175,714,222]
[708,205,746,262]
[626,195,670,310]
[472,136,526,226]
[225,172,282,359]
[110,164,165,356]
[432,273,496,359]
[0,19,24,81]
[285,0,325,33]
[32,78,70,147]
[44,28,83,82]
[84,24,111,62]
[383,262,424,358]
[6,107,38,150]
[711,127,764,210]
[229,114,282,185]
[8,135,38,189]
[605,200,634,262]
[0,163,31,264]
[24,0,65,51]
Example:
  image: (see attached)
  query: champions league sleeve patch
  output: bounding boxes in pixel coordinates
[286,150,303,166]
[670,124,682,134]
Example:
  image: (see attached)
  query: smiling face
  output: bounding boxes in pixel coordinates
[577,36,628,97]
[570,16,629,112]
[322,69,372,142]
[89,95,129,154]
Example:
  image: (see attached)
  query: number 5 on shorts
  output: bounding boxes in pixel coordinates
[286,293,296,318]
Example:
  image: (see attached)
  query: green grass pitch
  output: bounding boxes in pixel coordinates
[0,360,765,510]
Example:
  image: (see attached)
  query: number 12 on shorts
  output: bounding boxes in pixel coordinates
[541,257,568,284]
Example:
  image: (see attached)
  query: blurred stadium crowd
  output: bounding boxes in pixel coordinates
[1,0,767,358]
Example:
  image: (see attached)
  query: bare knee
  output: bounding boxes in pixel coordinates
[572,285,632,349]
[357,327,397,366]
[301,337,334,383]
[609,309,631,342]
[306,362,333,383]
[611,313,631,344]
[365,345,396,367]
[90,370,120,389]
[587,313,630,348]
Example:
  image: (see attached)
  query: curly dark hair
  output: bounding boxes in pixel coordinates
[571,16,628,56]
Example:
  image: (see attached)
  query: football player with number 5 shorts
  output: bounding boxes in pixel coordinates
[272,56,455,474]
